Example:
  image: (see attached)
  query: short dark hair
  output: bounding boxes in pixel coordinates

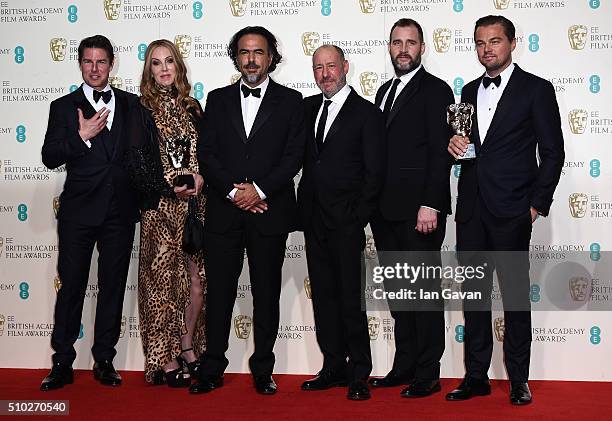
[313,44,346,61]
[389,18,424,43]
[78,35,114,64]
[474,15,516,41]
[227,26,282,73]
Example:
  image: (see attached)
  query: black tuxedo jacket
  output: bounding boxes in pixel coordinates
[297,88,385,230]
[41,86,140,226]
[198,79,305,235]
[456,64,564,222]
[375,67,455,221]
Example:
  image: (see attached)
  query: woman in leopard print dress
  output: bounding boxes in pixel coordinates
[128,39,206,387]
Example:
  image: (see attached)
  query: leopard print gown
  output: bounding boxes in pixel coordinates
[138,90,206,383]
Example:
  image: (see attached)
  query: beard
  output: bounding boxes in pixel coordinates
[391,52,421,76]
[241,61,264,85]
[317,74,347,98]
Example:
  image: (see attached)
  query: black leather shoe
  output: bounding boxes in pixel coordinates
[254,375,277,395]
[301,369,347,391]
[93,360,121,386]
[347,380,370,401]
[40,362,73,391]
[446,377,491,401]
[510,382,532,405]
[189,375,224,394]
[368,370,413,388]
[400,380,441,398]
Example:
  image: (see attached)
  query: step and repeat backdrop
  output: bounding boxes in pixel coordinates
[1,0,611,381]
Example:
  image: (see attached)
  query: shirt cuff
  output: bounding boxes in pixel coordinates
[227,188,238,200]
[84,139,92,148]
[421,205,439,212]
[253,182,266,200]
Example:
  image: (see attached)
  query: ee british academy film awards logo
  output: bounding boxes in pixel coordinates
[301,32,321,56]
[569,109,588,134]
[174,35,192,58]
[359,72,378,97]
[569,277,590,302]
[359,0,376,13]
[433,28,452,53]
[50,38,67,62]
[568,25,588,50]
[494,317,505,342]
[304,276,312,299]
[234,315,252,339]
[368,316,380,340]
[104,0,122,20]
[229,0,247,17]
[569,193,588,218]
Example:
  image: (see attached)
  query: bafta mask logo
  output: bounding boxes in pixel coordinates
[52,196,61,218]
[49,38,67,62]
[569,193,588,218]
[569,277,591,301]
[568,109,588,134]
[568,25,588,50]
[494,317,505,342]
[0,237,3,257]
[109,76,123,90]
[229,0,247,17]
[367,315,380,340]
[231,73,242,84]
[119,315,126,338]
[104,0,122,20]
[234,314,252,339]
[53,275,62,293]
[359,72,378,97]
[364,234,377,260]
[304,276,312,299]
[0,314,5,336]
[493,0,510,9]
[359,0,376,13]
[174,35,192,58]
[432,28,452,53]
[301,32,321,56]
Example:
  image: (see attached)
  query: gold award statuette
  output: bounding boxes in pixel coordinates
[447,102,476,160]
[234,315,252,339]
[359,0,376,14]
[229,0,247,17]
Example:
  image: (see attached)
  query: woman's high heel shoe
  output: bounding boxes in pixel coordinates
[180,348,201,379]
[151,360,190,388]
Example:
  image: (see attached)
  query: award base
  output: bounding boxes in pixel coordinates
[457,144,476,160]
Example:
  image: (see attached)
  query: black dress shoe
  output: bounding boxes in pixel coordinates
[347,380,371,401]
[189,375,224,394]
[254,375,277,395]
[510,382,532,405]
[301,369,347,391]
[400,380,441,398]
[368,370,413,388]
[40,362,73,391]
[93,360,122,386]
[446,377,491,401]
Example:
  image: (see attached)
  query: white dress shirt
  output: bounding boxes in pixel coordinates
[477,63,515,144]
[81,82,115,148]
[314,83,351,141]
[378,64,422,112]
[228,77,270,200]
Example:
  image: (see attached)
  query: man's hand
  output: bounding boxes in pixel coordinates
[448,135,471,159]
[78,108,109,142]
[530,206,539,223]
[415,207,438,234]
[245,201,268,214]
[233,183,262,210]
[173,173,203,199]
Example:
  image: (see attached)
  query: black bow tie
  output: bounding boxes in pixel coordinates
[93,89,112,104]
[482,75,501,89]
[241,85,261,98]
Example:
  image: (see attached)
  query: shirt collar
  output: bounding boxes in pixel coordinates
[484,62,515,88]
[240,76,270,98]
[324,83,351,105]
[397,64,422,85]
[82,82,112,103]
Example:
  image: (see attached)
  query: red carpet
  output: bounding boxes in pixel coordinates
[0,370,609,420]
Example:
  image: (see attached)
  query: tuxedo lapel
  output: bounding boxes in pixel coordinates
[309,94,323,157]
[375,79,391,108]
[227,82,247,143]
[248,79,281,141]
[386,67,425,127]
[72,86,107,157]
[462,82,482,151]
[109,89,126,160]
[482,65,524,146]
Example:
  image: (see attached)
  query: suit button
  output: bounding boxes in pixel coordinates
[316,160,321,164]
[246,154,250,160]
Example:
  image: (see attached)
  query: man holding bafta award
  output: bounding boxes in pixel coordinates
[447,15,564,405]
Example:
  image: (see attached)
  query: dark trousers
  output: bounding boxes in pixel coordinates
[304,206,372,382]
[51,198,135,365]
[371,213,446,381]
[457,194,532,383]
[201,213,288,377]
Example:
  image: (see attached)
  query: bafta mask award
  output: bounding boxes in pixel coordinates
[447,103,475,160]
[165,136,189,170]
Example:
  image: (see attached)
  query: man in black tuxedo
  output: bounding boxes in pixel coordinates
[446,16,564,405]
[368,18,454,398]
[298,45,385,401]
[40,35,139,391]
[190,26,304,395]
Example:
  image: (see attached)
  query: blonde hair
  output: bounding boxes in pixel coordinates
[139,39,200,115]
